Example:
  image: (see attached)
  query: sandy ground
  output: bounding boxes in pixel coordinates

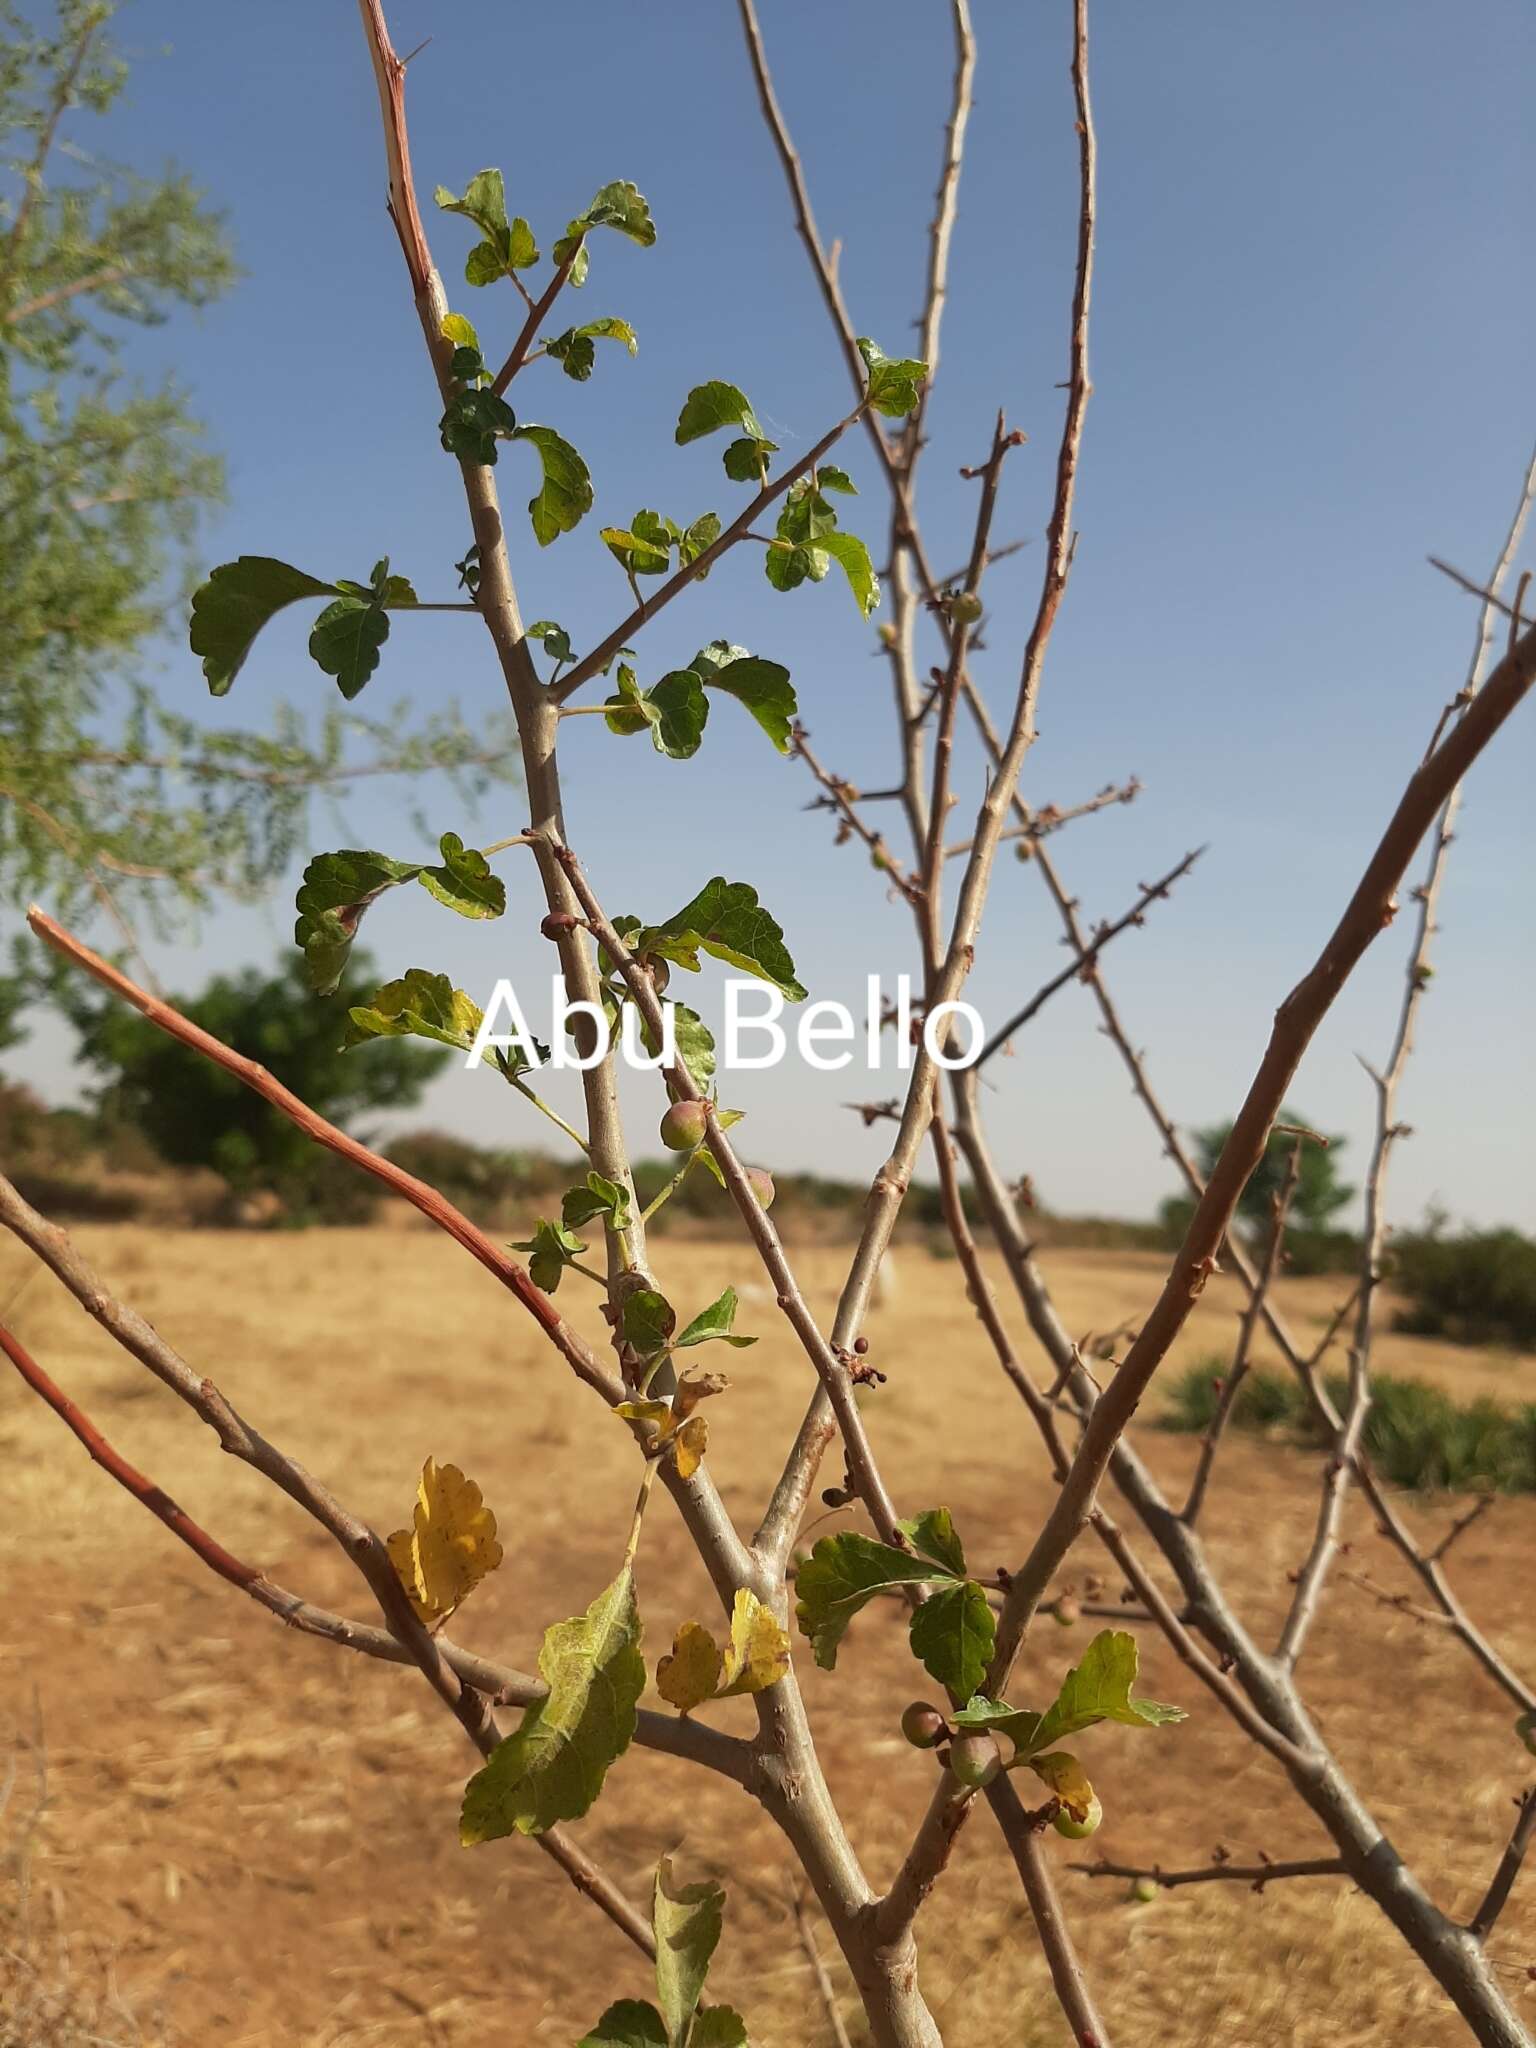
[2,1225,1533,2047]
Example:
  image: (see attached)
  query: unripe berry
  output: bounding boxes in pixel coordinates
[1130,1876,1159,1904]
[1051,1793,1103,1840]
[949,590,984,626]
[746,1167,775,1211]
[947,1732,1003,1789]
[660,1101,707,1151]
[1052,1595,1080,1628]
[900,1702,947,1750]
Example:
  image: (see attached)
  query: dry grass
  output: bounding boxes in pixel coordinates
[1,1224,1533,2046]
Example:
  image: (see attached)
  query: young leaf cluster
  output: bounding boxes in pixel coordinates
[293,835,505,993]
[578,1858,750,2046]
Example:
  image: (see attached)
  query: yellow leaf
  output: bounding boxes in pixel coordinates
[1028,1748,1095,1822]
[615,1399,675,1452]
[387,1457,503,1626]
[656,1621,723,1715]
[717,1588,790,1697]
[673,1369,730,1422]
[672,1414,708,1480]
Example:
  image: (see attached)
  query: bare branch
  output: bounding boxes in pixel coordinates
[1073,1854,1348,1892]
[944,776,1140,859]
[985,1774,1112,2048]
[1470,1790,1536,1942]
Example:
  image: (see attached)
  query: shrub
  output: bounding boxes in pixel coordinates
[1390,1224,1536,1351]
[1161,1358,1536,1493]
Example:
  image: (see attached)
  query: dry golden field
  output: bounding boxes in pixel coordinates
[2,1223,1533,2047]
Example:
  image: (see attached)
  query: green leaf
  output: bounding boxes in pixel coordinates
[293,848,421,994]
[602,665,709,759]
[461,1567,644,1841]
[949,1695,1043,1751]
[647,1002,716,1090]
[653,1858,724,2045]
[602,512,674,578]
[511,1218,588,1292]
[706,656,796,753]
[190,556,337,696]
[777,479,838,547]
[646,878,807,1002]
[621,1289,676,1356]
[899,1508,968,1577]
[678,511,721,573]
[576,2001,668,2048]
[307,596,390,701]
[440,311,481,353]
[820,532,880,617]
[435,169,538,283]
[817,465,857,494]
[856,336,930,419]
[676,382,765,447]
[562,1171,632,1232]
[547,317,638,381]
[512,424,593,544]
[528,619,574,664]
[440,386,518,465]
[1026,1630,1186,1757]
[675,1288,756,1350]
[795,1532,958,1671]
[690,2012,749,2048]
[721,435,778,483]
[554,180,657,275]
[908,1580,996,1700]
[763,540,821,594]
[419,831,506,919]
[343,969,486,1056]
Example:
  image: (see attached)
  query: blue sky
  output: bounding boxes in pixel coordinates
[12,0,1534,1228]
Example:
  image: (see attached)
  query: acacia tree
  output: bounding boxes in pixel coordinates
[1,5,1533,2046]
[0,0,518,986]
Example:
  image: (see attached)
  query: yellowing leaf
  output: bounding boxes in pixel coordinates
[1028,1748,1096,1823]
[656,1621,723,1714]
[673,1414,708,1480]
[717,1589,790,1697]
[616,1399,674,1452]
[387,1457,502,1625]
[673,1369,729,1421]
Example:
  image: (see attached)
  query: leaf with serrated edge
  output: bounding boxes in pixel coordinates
[191,556,338,696]
[576,2000,668,2048]
[900,1507,967,1577]
[653,1858,724,2045]
[676,380,765,446]
[647,877,806,1001]
[820,531,880,617]
[656,1621,722,1715]
[420,832,506,919]
[460,1566,643,1841]
[386,1458,502,1626]
[621,1289,676,1355]
[343,970,483,1055]
[690,2011,749,2047]
[907,1580,995,1700]
[1026,1629,1185,1756]
[717,1589,790,1697]
[294,848,421,994]
[795,1532,957,1671]
[707,656,796,753]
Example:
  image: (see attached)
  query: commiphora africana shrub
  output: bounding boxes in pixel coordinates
[3,4,1535,2044]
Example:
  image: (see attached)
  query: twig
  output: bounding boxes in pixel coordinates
[985,1773,1112,2048]
[976,848,1202,1067]
[790,1884,855,2048]
[1073,1854,1347,1892]
[1181,1139,1300,1525]
[489,248,578,395]
[794,727,922,904]
[1470,1790,1536,1941]
[944,777,1140,859]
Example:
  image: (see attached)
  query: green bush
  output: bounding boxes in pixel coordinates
[1160,1356,1536,1494]
[1390,1225,1536,1351]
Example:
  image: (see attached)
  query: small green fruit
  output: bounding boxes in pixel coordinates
[1052,1596,1080,1627]
[901,1702,947,1750]
[1051,1793,1103,1840]
[947,1732,1003,1790]
[746,1167,775,1211]
[949,590,984,625]
[1130,1876,1159,1904]
[877,622,900,649]
[660,1101,707,1151]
